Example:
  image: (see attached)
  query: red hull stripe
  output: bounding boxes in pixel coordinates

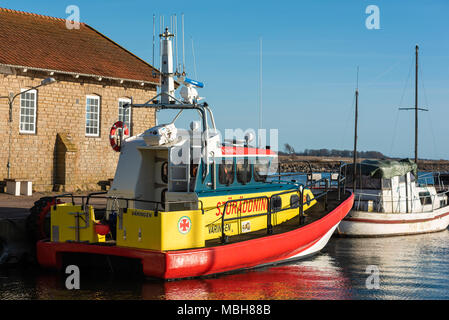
[37,194,353,279]
[221,146,276,156]
[344,211,449,224]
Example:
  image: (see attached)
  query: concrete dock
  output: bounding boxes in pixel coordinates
[0,192,108,265]
[0,193,45,265]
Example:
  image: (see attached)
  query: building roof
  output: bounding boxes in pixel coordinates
[0,7,159,85]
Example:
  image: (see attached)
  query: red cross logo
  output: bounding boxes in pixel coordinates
[178,216,192,234]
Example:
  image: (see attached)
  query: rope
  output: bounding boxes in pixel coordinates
[339,93,356,150]
[419,62,439,161]
[390,55,414,156]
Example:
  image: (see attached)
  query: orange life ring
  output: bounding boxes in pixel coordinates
[109,121,129,152]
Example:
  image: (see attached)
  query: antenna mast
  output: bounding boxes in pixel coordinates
[191,37,198,79]
[175,14,179,73]
[414,45,419,165]
[182,13,185,75]
[259,37,263,146]
[152,14,155,66]
[159,27,175,104]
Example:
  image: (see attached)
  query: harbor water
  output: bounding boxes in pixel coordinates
[1,229,449,300]
[1,172,448,300]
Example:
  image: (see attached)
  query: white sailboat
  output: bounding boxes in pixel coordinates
[337,46,449,237]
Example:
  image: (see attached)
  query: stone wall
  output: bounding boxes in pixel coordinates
[0,69,156,191]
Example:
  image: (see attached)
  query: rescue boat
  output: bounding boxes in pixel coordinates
[32,28,353,279]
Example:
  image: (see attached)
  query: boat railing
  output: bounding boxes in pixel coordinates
[419,171,449,192]
[352,187,449,213]
[269,170,345,192]
[218,177,340,244]
[220,194,271,243]
[50,192,205,215]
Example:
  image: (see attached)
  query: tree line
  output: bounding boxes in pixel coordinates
[281,144,385,159]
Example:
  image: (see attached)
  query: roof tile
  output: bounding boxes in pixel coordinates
[0,7,159,84]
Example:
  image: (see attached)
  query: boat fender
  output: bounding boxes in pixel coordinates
[27,197,62,242]
[107,211,117,240]
[0,238,9,265]
[94,223,110,236]
[109,121,129,152]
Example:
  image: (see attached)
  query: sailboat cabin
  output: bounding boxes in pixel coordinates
[343,159,448,213]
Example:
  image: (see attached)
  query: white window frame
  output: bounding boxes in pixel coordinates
[85,95,100,137]
[19,88,37,134]
[118,97,132,135]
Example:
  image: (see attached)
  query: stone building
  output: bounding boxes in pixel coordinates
[0,8,159,192]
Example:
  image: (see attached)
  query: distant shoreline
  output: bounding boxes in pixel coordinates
[279,155,449,173]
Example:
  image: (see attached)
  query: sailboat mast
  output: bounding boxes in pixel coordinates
[414,45,419,166]
[353,88,359,192]
[353,67,359,193]
[399,45,427,167]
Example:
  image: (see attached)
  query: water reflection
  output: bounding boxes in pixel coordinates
[326,229,449,299]
[155,255,350,300]
[1,229,449,300]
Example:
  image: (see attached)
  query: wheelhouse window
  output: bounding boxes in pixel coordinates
[118,98,132,134]
[237,158,252,184]
[161,161,168,183]
[86,95,100,136]
[19,89,37,134]
[254,159,269,182]
[419,191,432,205]
[219,160,235,186]
[381,178,392,189]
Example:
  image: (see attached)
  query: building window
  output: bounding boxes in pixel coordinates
[86,95,100,136]
[118,98,132,134]
[19,89,37,134]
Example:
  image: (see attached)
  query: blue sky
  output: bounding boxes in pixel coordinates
[3,0,449,159]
